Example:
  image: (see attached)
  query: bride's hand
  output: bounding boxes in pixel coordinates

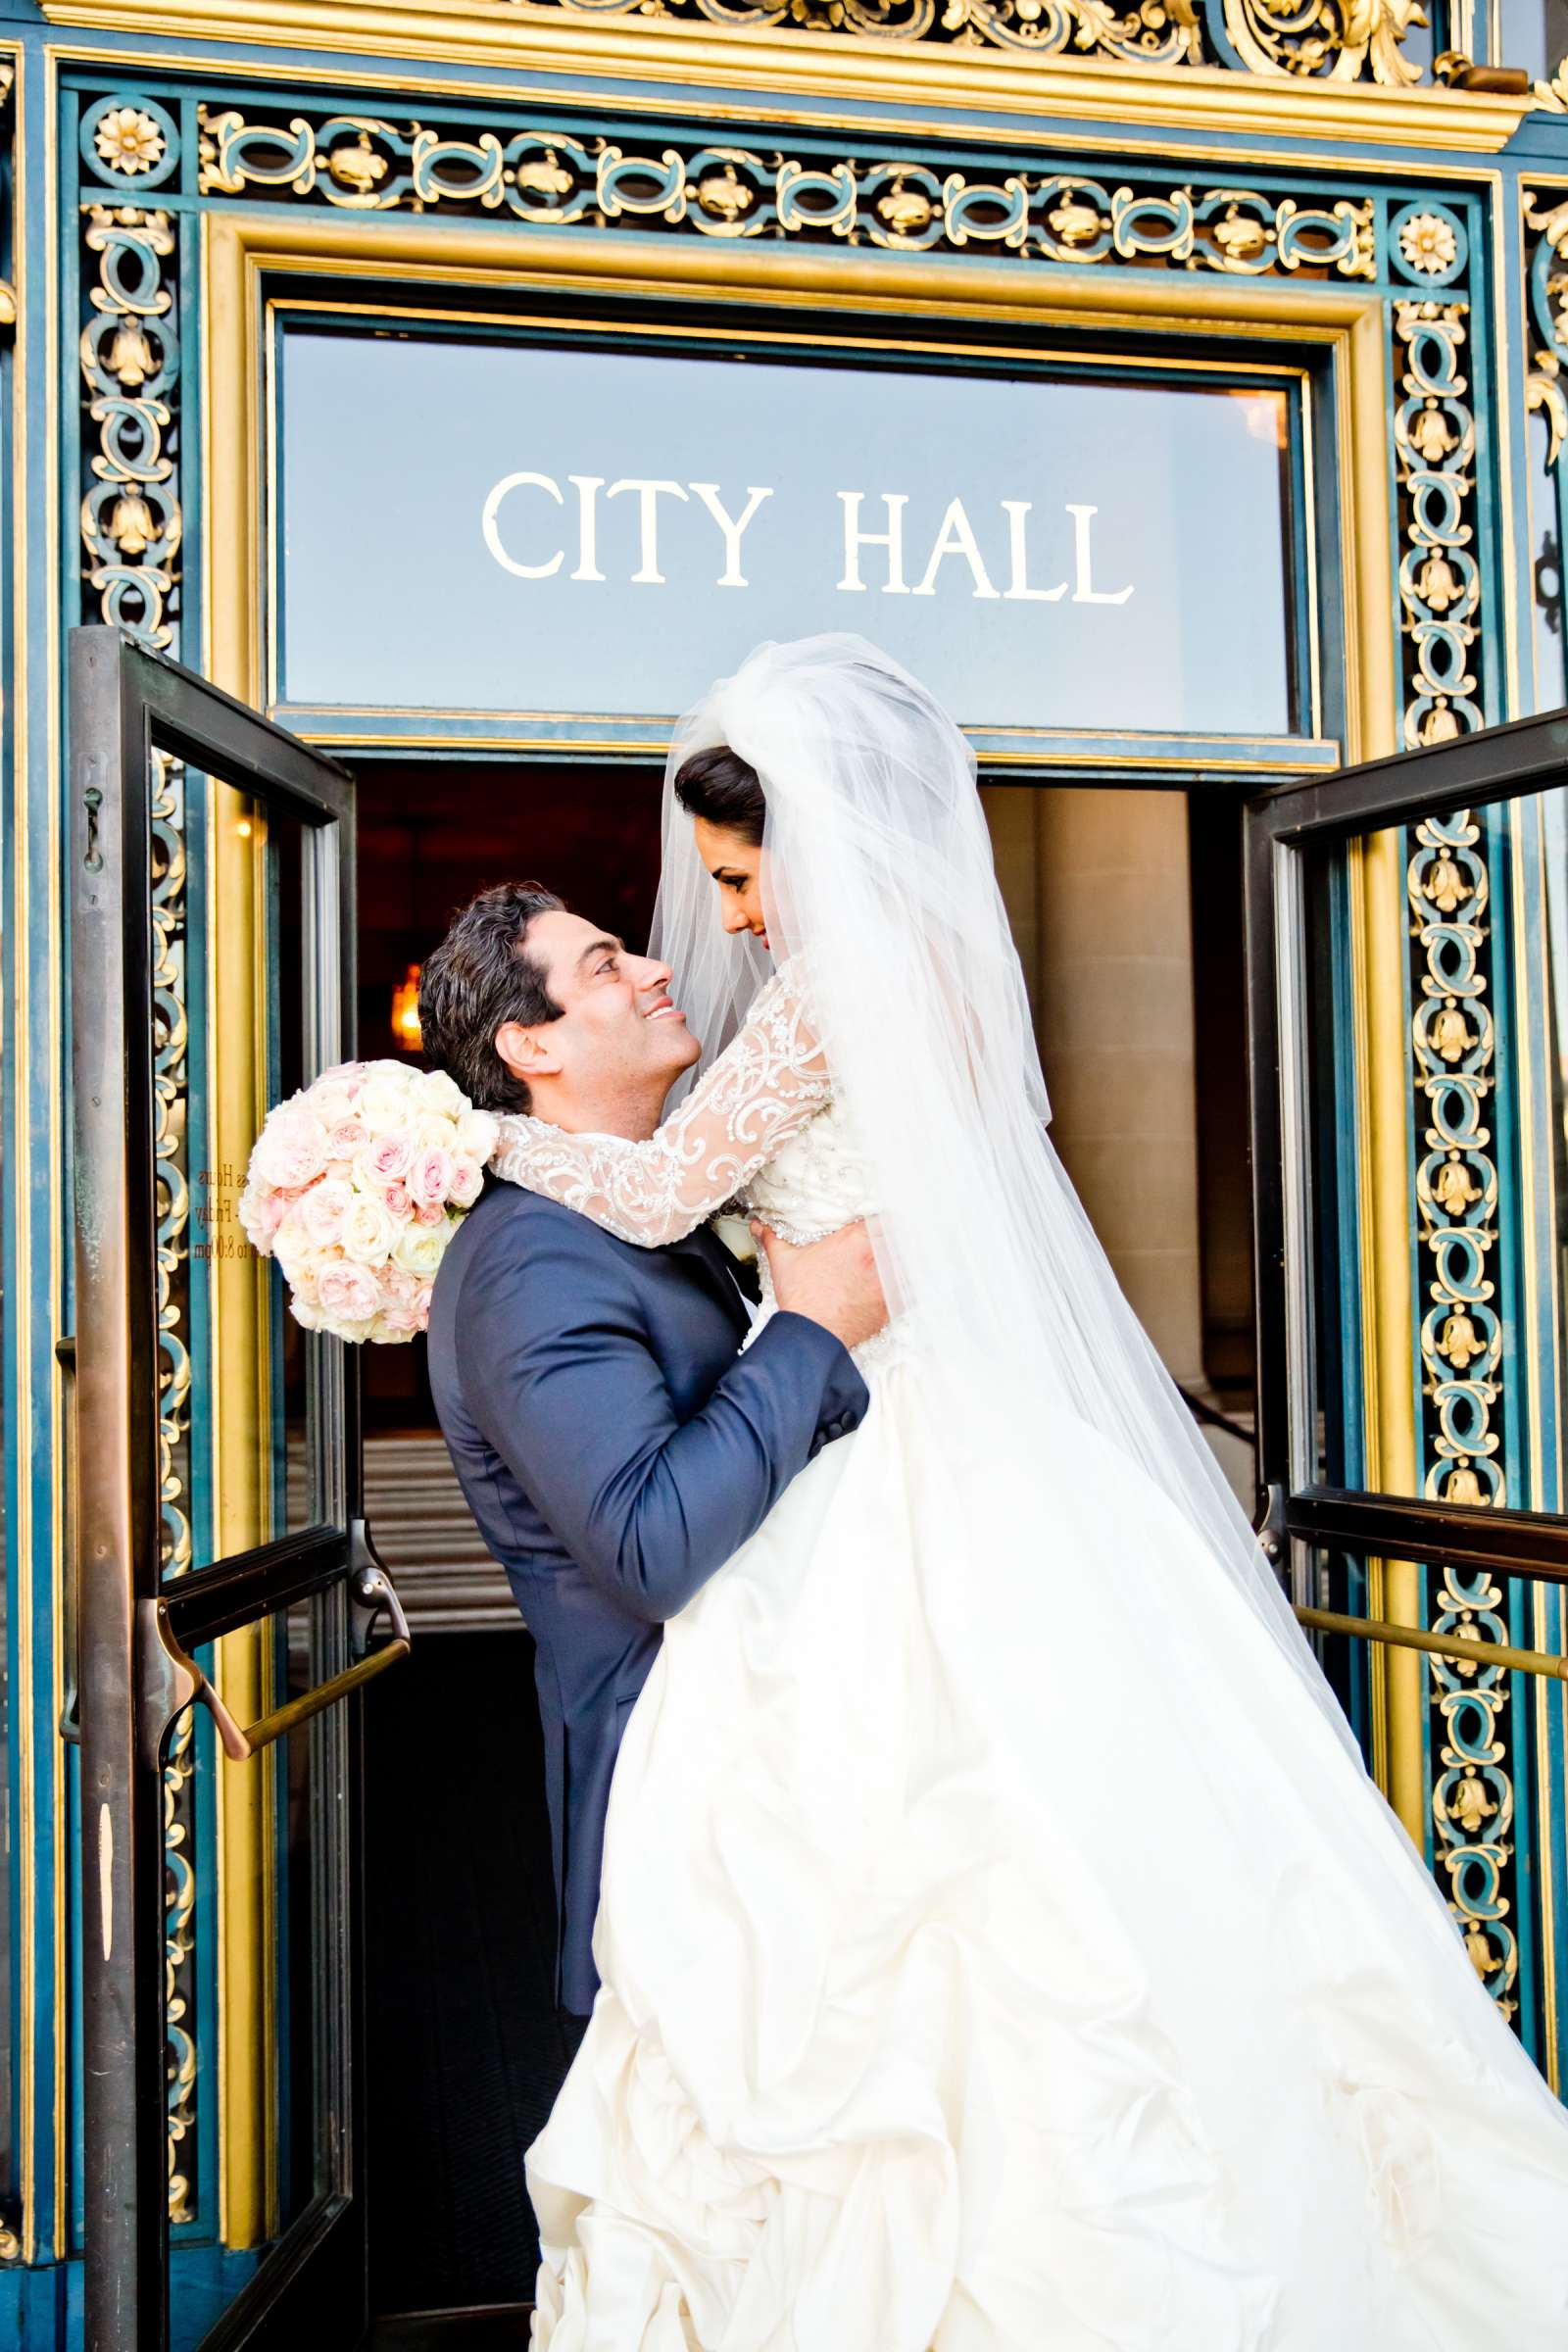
[753,1219,887,1355]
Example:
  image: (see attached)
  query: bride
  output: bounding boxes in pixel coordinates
[490,634,1568,2347]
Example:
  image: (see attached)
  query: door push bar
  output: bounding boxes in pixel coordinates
[137,1535,412,1772]
[1294,1602,1568,1684]
[1255,1484,1568,1684]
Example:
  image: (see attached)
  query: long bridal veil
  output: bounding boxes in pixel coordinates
[652,633,1366,1768]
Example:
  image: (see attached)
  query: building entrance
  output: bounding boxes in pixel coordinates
[68,616,1568,2350]
[347,751,1260,2326]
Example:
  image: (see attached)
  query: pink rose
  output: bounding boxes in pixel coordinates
[237,1181,287,1251]
[377,1297,428,1338]
[416,1200,445,1228]
[298,1177,354,1248]
[362,1132,414,1186]
[252,1109,328,1195]
[449,1157,483,1208]
[383,1182,411,1218]
[328,1117,370,1161]
[410,1146,454,1206]
[317,1260,382,1327]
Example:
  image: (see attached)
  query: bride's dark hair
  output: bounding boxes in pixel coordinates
[673,743,766,846]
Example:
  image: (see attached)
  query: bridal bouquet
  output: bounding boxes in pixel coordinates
[239,1062,496,1344]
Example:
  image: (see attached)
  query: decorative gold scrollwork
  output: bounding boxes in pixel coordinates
[1393,300,1480,749]
[1524,188,1568,466]
[1405,812,1516,2011]
[192,105,1385,289]
[79,204,181,649]
[1220,0,1426,82]
[368,0,1434,76]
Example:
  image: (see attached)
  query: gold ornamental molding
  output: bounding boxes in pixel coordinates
[41,0,1535,152]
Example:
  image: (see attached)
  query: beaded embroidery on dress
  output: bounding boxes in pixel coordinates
[490,966,897,1367]
[490,966,834,1250]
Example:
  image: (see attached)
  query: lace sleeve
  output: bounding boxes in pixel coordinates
[487,967,831,1248]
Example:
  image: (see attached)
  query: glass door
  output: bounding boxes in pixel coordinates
[1247,710,1568,2081]
[70,627,410,2349]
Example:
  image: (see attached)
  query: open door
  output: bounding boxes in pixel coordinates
[70,628,409,2350]
[1246,710,1568,2069]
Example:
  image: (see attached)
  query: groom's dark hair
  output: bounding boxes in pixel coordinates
[418,880,565,1114]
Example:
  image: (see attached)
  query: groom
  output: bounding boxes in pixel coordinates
[419,882,882,2024]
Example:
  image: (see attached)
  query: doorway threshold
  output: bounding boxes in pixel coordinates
[368,2305,532,2349]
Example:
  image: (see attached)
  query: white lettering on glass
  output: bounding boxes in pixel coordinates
[913,498,1000,601]
[568,474,606,583]
[478,473,1139,612]
[836,492,910,594]
[688,483,774,588]
[481,471,565,578]
[1067,503,1133,606]
[1002,502,1067,603]
[607,478,689,585]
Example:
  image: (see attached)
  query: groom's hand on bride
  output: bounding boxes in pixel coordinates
[753,1219,887,1355]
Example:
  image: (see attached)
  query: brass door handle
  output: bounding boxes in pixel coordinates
[138,1558,412,1769]
[1295,1604,1568,1683]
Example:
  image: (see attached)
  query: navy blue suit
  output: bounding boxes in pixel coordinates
[427,1179,869,2014]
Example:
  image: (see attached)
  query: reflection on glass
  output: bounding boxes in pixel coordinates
[280,328,1297,737]
[171,1593,335,2349]
[1529,405,1567,713]
[1306,786,1568,1511]
[183,780,315,1571]
[1497,0,1568,84]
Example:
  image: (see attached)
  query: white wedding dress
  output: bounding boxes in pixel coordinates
[492,966,1568,2352]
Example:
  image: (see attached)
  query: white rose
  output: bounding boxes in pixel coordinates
[420,1069,469,1120]
[270,1205,314,1276]
[458,1108,499,1162]
[357,1062,419,1130]
[302,1078,358,1131]
[339,1193,397,1267]
[391,1219,451,1280]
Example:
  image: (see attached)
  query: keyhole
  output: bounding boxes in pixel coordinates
[82,787,103,873]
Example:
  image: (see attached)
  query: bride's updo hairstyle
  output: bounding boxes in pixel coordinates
[672,743,766,846]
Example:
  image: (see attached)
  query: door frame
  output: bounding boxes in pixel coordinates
[1245,704,1568,1584]
[69,626,381,2351]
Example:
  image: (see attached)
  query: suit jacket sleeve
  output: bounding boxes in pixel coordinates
[461,1211,869,1623]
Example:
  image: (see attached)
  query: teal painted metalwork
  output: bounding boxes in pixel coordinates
[6,25,1568,2342]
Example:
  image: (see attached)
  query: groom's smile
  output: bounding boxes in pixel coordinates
[493,905,702,1136]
